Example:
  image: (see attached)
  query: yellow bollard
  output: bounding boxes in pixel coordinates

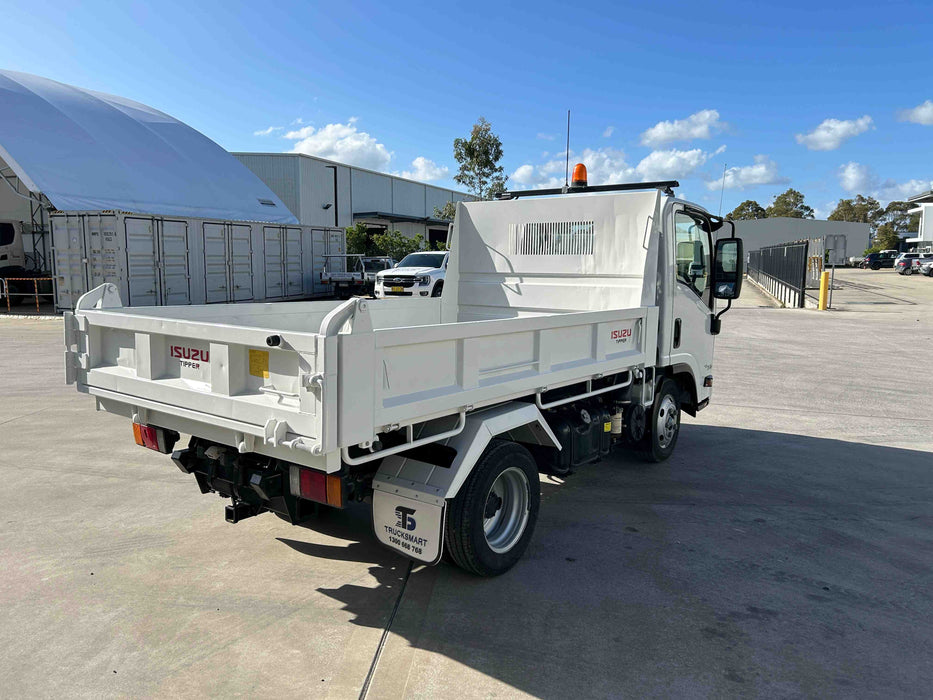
[818,270,830,310]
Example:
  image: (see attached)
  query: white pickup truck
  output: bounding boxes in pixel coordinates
[64,172,743,576]
[321,255,395,298]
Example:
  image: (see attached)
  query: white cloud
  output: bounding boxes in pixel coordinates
[511,147,634,188]
[837,161,933,204]
[602,126,615,138]
[640,109,725,146]
[634,145,725,181]
[795,116,873,151]
[396,156,449,182]
[291,117,305,125]
[537,133,557,141]
[706,155,788,190]
[838,162,874,192]
[254,125,283,136]
[283,119,392,170]
[898,100,933,126]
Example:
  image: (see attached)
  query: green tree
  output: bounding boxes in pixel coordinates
[766,189,814,219]
[345,221,376,256]
[726,200,767,221]
[433,117,508,221]
[873,222,901,251]
[879,200,921,237]
[371,229,425,261]
[828,194,883,231]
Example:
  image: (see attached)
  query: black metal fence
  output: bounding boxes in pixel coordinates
[747,240,809,308]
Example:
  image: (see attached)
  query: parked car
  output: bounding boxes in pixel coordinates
[321,255,395,298]
[861,251,897,270]
[896,253,932,275]
[919,260,933,277]
[374,250,448,298]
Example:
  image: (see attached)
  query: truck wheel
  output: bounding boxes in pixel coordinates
[444,440,539,576]
[431,282,444,297]
[639,378,681,463]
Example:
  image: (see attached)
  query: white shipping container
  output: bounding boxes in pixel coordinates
[51,212,345,310]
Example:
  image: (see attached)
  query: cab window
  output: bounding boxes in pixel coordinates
[0,222,15,247]
[673,211,711,302]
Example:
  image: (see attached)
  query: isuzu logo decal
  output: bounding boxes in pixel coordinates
[170,345,209,369]
[610,327,632,344]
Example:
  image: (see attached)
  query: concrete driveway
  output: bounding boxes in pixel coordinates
[1,275,931,698]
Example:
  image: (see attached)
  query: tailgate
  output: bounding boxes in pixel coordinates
[65,306,328,456]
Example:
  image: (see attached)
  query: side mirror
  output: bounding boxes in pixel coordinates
[712,238,743,300]
[394,262,399,268]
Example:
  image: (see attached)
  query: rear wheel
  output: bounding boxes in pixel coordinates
[638,378,681,463]
[444,440,539,576]
[905,267,913,276]
[871,263,881,270]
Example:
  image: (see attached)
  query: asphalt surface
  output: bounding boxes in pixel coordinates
[1,268,931,698]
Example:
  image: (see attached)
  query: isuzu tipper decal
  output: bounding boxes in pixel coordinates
[169,345,209,369]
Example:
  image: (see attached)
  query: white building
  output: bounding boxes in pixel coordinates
[234,152,473,248]
[906,190,933,253]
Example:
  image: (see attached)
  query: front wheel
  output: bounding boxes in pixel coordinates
[639,378,681,462]
[444,440,540,576]
[431,282,444,297]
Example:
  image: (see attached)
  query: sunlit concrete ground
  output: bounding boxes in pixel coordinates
[1,268,931,698]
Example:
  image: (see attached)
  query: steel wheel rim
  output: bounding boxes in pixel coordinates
[656,394,679,449]
[483,467,530,554]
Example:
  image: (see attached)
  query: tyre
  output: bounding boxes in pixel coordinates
[905,267,913,276]
[431,282,444,297]
[871,263,881,270]
[638,378,681,463]
[444,440,540,576]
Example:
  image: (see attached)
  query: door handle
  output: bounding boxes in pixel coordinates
[673,318,682,349]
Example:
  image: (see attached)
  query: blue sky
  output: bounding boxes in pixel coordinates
[2,0,932,216]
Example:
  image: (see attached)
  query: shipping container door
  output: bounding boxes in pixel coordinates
[329,229,345,255]
[284,226,303,296]
[52,215,88,309]
[229,224,253,301]
[85,215,121,291]
[125,218,159,306]
[264,226,284,298]
[203,223,229,303]
[159,220,190,305]
[311,229,327,295]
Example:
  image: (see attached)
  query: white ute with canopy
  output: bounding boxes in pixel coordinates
[65,169,743,576]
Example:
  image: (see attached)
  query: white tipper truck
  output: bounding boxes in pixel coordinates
[64,170,743,576]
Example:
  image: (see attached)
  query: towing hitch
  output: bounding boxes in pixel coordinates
[225,501,260,524]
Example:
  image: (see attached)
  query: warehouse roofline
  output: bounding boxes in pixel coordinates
[353,211,451,226]
[233,151,473,198]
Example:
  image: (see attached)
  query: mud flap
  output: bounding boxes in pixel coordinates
[372,485,445,565]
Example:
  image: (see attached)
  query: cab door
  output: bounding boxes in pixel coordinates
[668,207,715,403]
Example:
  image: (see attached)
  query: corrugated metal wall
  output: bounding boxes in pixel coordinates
[234,153,472,239]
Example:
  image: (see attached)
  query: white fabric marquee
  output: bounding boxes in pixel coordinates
[0,70,297,223]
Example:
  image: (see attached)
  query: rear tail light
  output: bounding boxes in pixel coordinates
[132,423,178,454]
[289,466,344,507]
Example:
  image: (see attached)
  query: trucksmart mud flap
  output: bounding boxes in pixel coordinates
[371,403,560,564]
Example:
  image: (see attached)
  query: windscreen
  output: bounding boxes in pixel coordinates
[398,252,445,269]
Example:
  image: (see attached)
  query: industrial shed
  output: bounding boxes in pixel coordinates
[730,217,871,264]
[234,152,472,248]
[0,70,344,309]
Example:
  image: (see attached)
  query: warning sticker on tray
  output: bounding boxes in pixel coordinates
[249,349,270,378]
